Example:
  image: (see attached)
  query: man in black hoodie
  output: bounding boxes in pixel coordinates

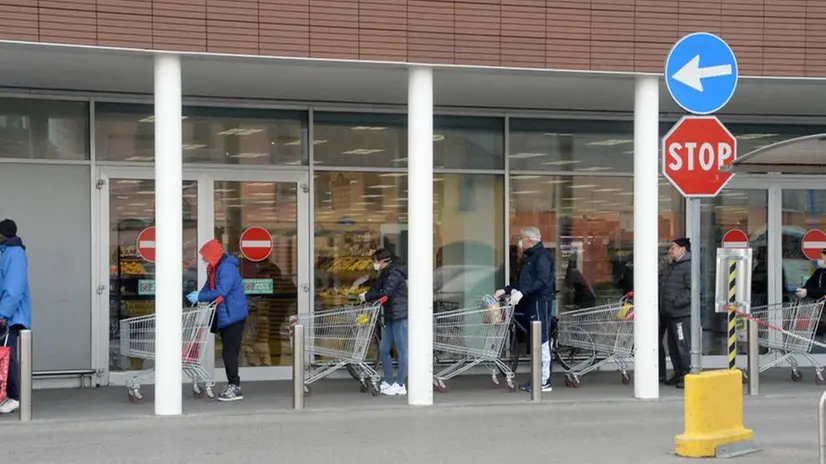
[659,237,692,389]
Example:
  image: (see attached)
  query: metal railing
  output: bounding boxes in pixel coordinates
[292,324,305,410]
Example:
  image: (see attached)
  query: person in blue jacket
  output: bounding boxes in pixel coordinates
[187,239,247,402]
[496,226,555,393]
[0,219,31,414]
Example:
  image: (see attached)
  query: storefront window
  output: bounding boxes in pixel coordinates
[508,119,633,173]
[697,189,768,355]
[95,103,307,165]
[0,98,89,160]
[214,181,299,367]
[109,180,198,372]
[312,112,504,169]
[314,171,505,311]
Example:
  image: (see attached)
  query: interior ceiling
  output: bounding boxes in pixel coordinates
[730,133,826,174]
[0,42,824,117]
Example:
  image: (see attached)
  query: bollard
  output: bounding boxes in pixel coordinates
[530,320,542,402]
[19,329,32,422]
[292,324,305,410]
[817,392,826,464]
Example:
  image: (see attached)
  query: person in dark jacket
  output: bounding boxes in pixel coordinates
[497,226,555,393]
[0,219,31,414]
[361,248,408,396]
[187,239,248,402]
[795,249,826,300]
[659,238,692,389]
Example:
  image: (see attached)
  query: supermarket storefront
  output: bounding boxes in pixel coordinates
[2,43,826,392]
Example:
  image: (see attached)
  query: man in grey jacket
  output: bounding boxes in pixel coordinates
[659,237,692,389]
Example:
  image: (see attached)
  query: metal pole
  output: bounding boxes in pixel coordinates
[688,198,702,373]
[293,324,305,410]
[530,320,542,402]
[19,329,32,422]
[819,391,826,464]
[743,249,759,395]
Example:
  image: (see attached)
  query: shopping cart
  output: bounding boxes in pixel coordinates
[556,294,634,388]
[291,298,384,396]
[432,297,516,391]
[735,298,826,383]
[120,302,217,403]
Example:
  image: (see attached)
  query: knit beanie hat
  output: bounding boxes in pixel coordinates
[672,237,691,252]
[0,219,17,238]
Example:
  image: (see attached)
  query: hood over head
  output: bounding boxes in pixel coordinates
[199,239,226,267]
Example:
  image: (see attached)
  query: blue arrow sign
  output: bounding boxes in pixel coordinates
[665,32,738,115]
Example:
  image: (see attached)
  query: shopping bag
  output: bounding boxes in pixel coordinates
[0,334,10,404]
[481,294,503,324]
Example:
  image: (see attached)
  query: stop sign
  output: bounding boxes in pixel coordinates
[662,116,737,197]
[136,226,156,263]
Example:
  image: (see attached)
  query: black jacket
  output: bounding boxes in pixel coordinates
[659,252,692,318]
[365,261,408,321]
[803,268,826,300]
[507,243,555,311]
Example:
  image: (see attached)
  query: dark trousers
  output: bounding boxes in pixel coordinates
[4,325,20,401]
[666,315,691,377]
[219,319,245,387]
[658,316,667,379]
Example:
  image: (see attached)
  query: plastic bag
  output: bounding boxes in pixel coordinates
[481,294,503,324]
[0,345,9,404]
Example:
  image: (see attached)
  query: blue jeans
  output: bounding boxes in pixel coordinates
[380,318,408,386]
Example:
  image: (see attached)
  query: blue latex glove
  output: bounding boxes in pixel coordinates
[186,291,199,305]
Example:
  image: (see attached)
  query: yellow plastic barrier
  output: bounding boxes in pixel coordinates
[674,370,755,458]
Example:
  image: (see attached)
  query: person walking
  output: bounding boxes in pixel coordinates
[497,226,555,393]
[187,239,247,402]
[659,238,692,389]
[361,248,408,396]
[0,219,31,414]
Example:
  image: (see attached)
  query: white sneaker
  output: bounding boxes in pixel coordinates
[379,381,393,394]
[381,382,401,396]
[394,384,407,396]
[0,399,19,414]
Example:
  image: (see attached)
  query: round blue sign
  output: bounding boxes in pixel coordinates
[665,32,739,115]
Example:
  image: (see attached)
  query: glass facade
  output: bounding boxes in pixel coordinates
[0,98,89,160]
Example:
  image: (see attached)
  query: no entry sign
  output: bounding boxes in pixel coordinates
[721,229,749,248]
[239,227,273,262]
[801,229,826,261]
[662,115,737,198]
[136,226,156,263]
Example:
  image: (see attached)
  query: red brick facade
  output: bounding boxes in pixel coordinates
[1,0,824,77]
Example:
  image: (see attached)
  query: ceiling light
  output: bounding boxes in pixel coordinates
[617,192,633,196]
[541,179,567,185]
[183,143,206,150]
[510,152,547,159]
[579,167,613,172]
[587,139,633,146]
[594,188,623,192]
[229,153,268,158]
[342,148,386,155]
[124,156,154,161]
[362,194,383,199]
[512,175,543,180]
[392,157,408,163]
[433,134,445,142]
[215,188,235,193]
[736,133,779,140]
[127,203,147,207]
[217,128,264,136]
[541,160,581,166]
[139,115,188,123]
[543,132,574,137]
[136,190,154,195]
[351,126,387,131]
[513,190,542,195]
[284,160,302,165]
[313,139,328,145]
[284,139,302,146]
[570,184,599,189]
[116,180,142,184]
[369,184,398,189]
[380,173,406,178]
[252,192,272,197]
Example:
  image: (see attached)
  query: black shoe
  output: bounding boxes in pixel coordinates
[218,384,243,402]
[664,376,679,386]
[659,376,667,384]
[675,378,685,389]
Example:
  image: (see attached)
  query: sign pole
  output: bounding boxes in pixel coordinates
[688,197,702,374]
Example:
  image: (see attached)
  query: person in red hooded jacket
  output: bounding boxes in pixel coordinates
[187,239,248,402]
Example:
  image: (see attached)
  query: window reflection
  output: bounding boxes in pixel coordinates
[0,98,88,160]
[95,103,307,165]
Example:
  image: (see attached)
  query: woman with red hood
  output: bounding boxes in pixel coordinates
[187,239,248,402]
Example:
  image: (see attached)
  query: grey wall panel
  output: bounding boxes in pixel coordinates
[0,163,92,371]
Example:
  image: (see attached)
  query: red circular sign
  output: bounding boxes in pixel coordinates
[801,229,826,261]
[721,229,749,249]
[136,226,156,263]
[662,116,737,198]
[239,227,273,262]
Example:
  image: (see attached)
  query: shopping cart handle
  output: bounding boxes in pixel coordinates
[625,291,633,299]
[377,296,389,304]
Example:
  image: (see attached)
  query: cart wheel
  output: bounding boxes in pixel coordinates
[433,379,447,393]
[304,385,311,395]
[621,372,631,385]
[816,372,825,385]
[205,386,216,400]
[571,375,582,388]
[192,383,204,398]
[792,369,804,382]
[359,381,369,393]
[564,375,572,388]
[128,388,144,404]
[491,375,501,388]
[370,383,380,397]
[506,378,516,390]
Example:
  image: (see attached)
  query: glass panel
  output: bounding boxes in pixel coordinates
[0,98,89,160]
[698,189,768,355]
[781,189,826,352]
[95,103,307,165]
[214,181,299,367]
[508,119,633,173]
[312,112,505,169]
[109,180,198,371]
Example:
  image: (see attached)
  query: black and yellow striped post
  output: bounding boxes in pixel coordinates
[728,259,737,370]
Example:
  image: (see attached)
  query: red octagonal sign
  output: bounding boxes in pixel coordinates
[662,116,737,198]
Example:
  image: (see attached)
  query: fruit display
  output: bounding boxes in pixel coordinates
[118,259,146,276]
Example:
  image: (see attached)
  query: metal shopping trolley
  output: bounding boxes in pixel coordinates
[556,294,634,388]
[432,298,516,392]
[120,302,217,403]
[736,298,826,383]
[291,299,384,396]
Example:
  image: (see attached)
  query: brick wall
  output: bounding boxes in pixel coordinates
[1,0,824,77]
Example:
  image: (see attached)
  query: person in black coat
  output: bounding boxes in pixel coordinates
[497,226,555,393]
[659,238,692,389]
[361,248,408,396]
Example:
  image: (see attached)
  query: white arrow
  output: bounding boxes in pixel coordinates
[672,55,732,92]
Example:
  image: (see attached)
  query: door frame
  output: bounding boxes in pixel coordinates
[96,166,311,386]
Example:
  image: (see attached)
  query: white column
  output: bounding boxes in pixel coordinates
[154,53,183,416]
[633,75,660,400]
[407,66,433,406]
